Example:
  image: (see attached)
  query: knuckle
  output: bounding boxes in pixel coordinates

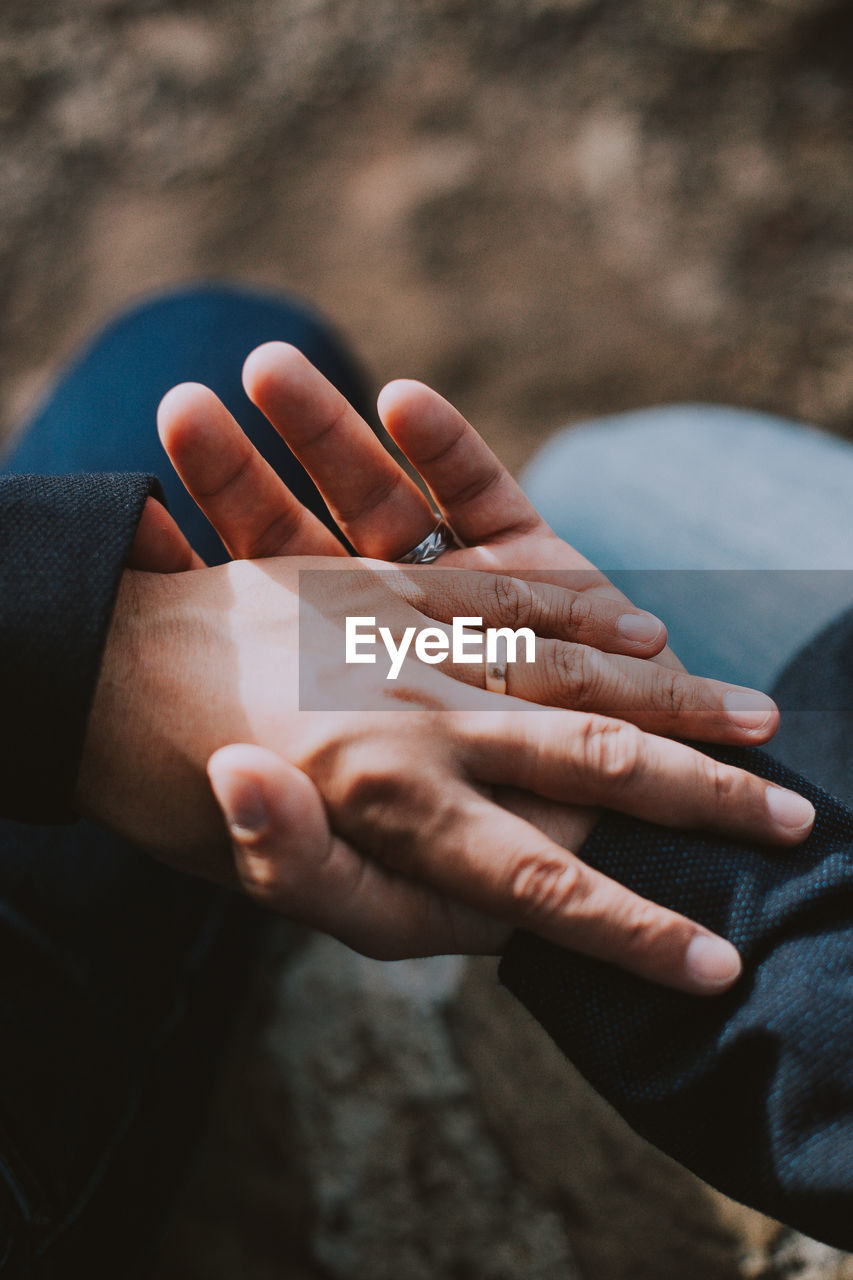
[488,575,533,627]
[551,643,603,708]
[336,469,402,524]
[578,716,644,787]
[333,741,456,871]
[336,751,409,817]
[651,671,695,720]
[617,897,671,956]
[448,461,501,511]
[561,590,593,636]
[244,508,303,559]
[510,852,583,925]
[700,755,740,807]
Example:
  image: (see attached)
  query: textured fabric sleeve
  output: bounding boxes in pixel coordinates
[0,473,160,825]
[499,747,853,1250]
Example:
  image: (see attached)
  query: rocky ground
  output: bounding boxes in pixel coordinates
[156,933,853,1280]
[1,1,852,1276]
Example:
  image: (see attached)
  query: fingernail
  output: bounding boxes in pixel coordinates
[685,935,742,991]
[724,688,776,731]
[208,768,269,837]
[616,612,664,644]
[766,785,815,832]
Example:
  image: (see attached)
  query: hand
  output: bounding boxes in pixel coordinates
[149,345,811,986]
[160,340,676,639]
[157,350,781,744]
[205,743,586,963]
[77,555,814,988]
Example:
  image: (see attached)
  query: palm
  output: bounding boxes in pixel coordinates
[158,344,679,666]
[441,527,599,580]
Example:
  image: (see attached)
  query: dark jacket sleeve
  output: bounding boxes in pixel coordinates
[499,746,853,1250]
[0,473,160,825]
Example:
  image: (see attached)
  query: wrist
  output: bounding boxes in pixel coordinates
[76,569,234,878]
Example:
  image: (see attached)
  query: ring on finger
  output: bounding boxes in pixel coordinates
[485,633,509,696]
[396,515,458,564]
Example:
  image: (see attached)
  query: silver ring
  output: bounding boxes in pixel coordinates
[396,516,457,565]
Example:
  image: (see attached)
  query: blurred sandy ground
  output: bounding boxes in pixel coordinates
[1,2,852,1277]
[0,0,850,480]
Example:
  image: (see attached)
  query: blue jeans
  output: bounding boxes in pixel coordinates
[521,405,853,691]
[0,286,372,1278]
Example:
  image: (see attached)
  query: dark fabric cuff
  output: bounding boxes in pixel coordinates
[499,746,853,1250]
[0,473,161,825]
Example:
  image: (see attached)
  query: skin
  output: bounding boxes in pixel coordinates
[79,555,812,992]
[76,341,807,991]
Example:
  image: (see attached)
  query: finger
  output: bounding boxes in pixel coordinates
[377,379,547,546]
[470,637,780,745]
[390,567,667,657]
[238,350,685,679]
[492,787,598,851]
[375,380,692,675]
[207,745,505,958]
[242,343,436,560]
[363,626,774,747]
[372,568,775,742]
[375,382,687,672]
[332,772,741,995]
[457,709,816,845]
[157,382,347,559]
[127,495,206,572]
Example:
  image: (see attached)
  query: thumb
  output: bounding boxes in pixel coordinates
[207,744,330,902]
[206,745,507,958]
[128,495,206,572]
